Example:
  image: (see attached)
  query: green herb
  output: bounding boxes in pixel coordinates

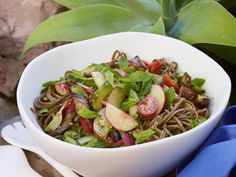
[124,71,150,83]
[120,89,139,111]
[83,137,106,148]
[94,63,111,72]
[37,108,49,116]
[78,108,97,119]
[71,85,88,97]
[133,129,155,144]
[81,64,97,73]
[69,69,95,87]
[62,130,79,145]
[192,78,205,87]
[189,117,207,128]
[138,77,152,98]
[166,87,176,108]
[42,80,58,89]
[118,55,128,70]
[105,71,115,87]
[191,78,206,94]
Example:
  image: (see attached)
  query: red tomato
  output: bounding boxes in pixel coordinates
[79,117,93,134]
[162,74,180,93]
[138,96,158,118]
[149,60,162,73]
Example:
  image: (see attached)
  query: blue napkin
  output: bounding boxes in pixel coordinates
[177,105,236,177]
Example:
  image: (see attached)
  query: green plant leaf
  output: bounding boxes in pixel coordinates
[175,0,194,11]
[161,0,177,30]
[169,0,236,47]
[23,5,148,53]
[54,0,121,9]
[117,0,161,23]
[130,17,166,35]
[151,17,166,35]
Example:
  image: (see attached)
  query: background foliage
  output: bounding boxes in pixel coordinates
[23,0,236,103]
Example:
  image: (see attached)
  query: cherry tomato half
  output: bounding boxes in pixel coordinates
[138,96,158,118]
[162,74,180,93]
[149,59,162,73]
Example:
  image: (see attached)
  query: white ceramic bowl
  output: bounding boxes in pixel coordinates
[17,32,231,177]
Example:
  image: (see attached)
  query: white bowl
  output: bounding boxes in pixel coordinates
[17,32,231,177]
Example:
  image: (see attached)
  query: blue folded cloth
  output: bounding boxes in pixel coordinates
[177,105,236,177]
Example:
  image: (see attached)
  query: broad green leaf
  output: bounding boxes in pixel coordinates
[169,0,236,47]
[151,17,166,35]
[23,5,148,53]
[175,0,194,11]
[130,17,166,35]
[54,0,121,9]
[197,43,236,64]
[161,0,177,30]
[117,0,161,23]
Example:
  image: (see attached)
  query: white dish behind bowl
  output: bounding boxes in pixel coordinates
[17,32,231,177]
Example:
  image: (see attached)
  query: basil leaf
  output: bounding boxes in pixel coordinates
[166,87,176,108]
[124,71,150,83]
[118,55,129,70]
[105,71,115,87]
[42,80,58,89]
[189,117,206,128]
[134,129,155,144]
[78,108,98,119]
[138,77,152,98]
[191,78,206,94]
[69,69,95,87]
[192,78,205,87]
[83,137,107,148]
[120,89,139,111]
[130,89,139,100]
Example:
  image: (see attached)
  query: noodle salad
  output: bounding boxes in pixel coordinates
[32,50,211,148]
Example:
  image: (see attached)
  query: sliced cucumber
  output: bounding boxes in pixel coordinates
[107,87,125,107]
[92,72,106,88]
[93,108,111,140]
[129,104,138,118]
[81,64,97,73]
[92,81,113,111]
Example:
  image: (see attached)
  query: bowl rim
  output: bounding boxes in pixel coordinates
[17,31,231,152]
